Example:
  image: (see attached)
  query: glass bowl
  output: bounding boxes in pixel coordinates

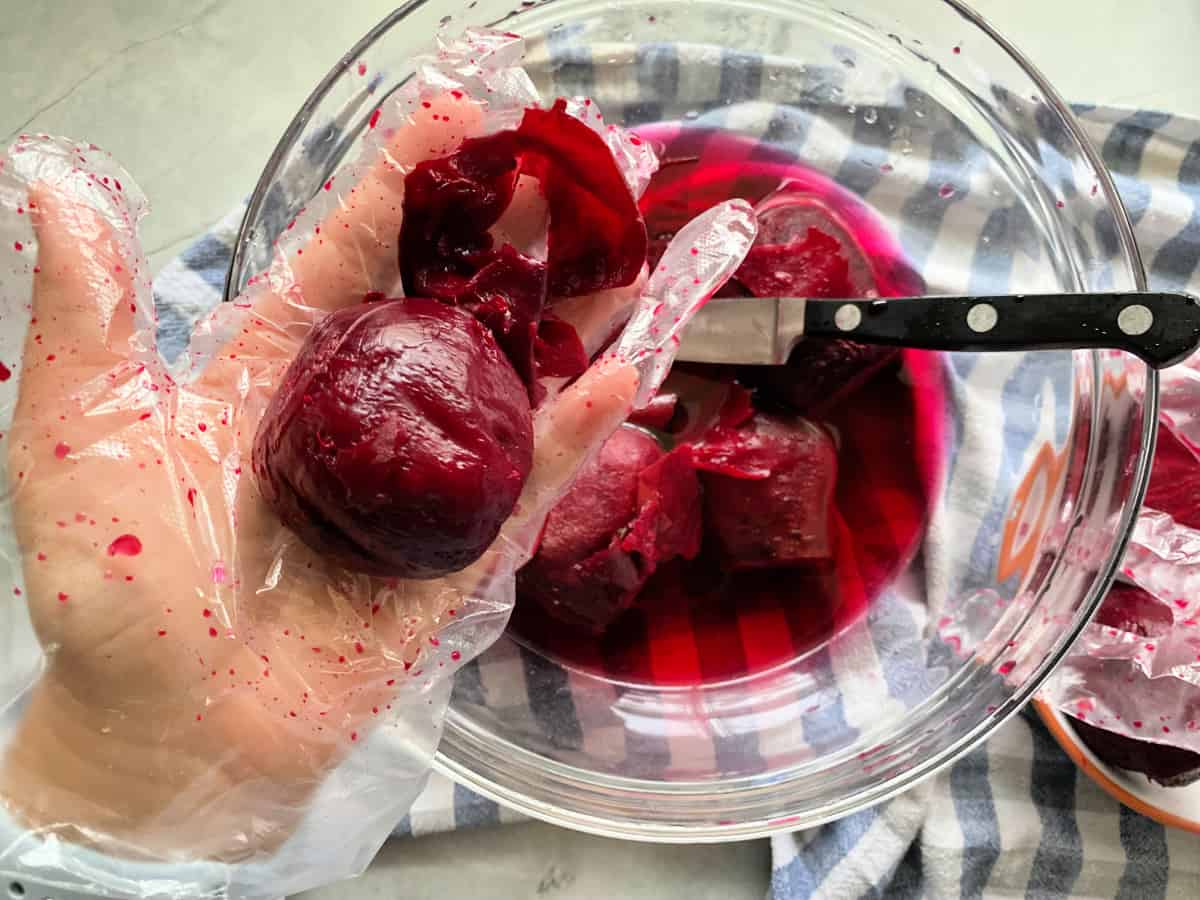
[227,0,1154,840]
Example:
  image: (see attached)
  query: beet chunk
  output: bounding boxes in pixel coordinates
[253,298,533,577]
[400,99,646,386]
[731,227,896,417]
[1068,582,1198,786]
[518,426,701,630]
[693,413,838,569]
[744,339,898,419]
[733,227,854,299]
[1070,717,1200,787]
[1095,583,1175,638]
[1145,423,1200,530]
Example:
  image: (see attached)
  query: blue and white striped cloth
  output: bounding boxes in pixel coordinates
[152,103,1200,899]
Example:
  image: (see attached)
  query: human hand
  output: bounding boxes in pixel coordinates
[0,99,641,861]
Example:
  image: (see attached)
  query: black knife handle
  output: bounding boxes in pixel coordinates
[802,291,1200,370]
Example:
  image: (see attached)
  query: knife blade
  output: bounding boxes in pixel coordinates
[672,292,1200,370]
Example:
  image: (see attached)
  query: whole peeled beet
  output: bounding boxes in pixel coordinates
[253,297,533,577]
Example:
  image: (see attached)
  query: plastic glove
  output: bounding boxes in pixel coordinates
[0,30,756,897]
[0,140,640,862]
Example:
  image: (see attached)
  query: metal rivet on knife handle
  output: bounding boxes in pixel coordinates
[1117,303,1153,336]
[967,302,998,333]
[834,303,862,331]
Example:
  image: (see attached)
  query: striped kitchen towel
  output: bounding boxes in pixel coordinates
[151,100,1200,900]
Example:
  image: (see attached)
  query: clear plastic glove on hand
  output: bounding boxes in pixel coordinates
[0,30,756,900]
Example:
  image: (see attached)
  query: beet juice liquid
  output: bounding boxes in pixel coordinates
[509,124,947,686]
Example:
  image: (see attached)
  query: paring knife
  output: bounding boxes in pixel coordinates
[673,292,1200,370]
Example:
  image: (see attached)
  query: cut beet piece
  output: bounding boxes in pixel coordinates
[519,427,662,629]
[731,226,896,417]
[518,426,701,631]
[623,444,704,565]
[454,245,547,385]
[1070,716,1200,787]
[533,314,588,379]
[515,101,648,297]
[253,298,533,578]
[1145,423,1200,530]
[732,227,854,299]
[627,392,678,431]
[1094,582,1175,638]
[743,341,899,418]
[693,413,838,569]
[400,99,647,387]
[534,426,662,566]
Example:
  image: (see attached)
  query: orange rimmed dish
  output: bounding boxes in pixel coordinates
[1035,698,1200,835]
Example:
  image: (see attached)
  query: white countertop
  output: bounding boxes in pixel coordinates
[2,2,1198,898]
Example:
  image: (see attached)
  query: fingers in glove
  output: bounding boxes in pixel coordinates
[18,182,148,404]
[192,92,487,387]
[501,358,640,556]
[282,91,488,313]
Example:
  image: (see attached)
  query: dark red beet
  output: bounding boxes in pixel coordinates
[253,298,533,577]
[1065,444,1198,788]
[1070,717,1200,787]
[746,340,899,418]
[624,444,704,567]
[732,227,854,299]
[400,99,646,386]
[693,413,838,569]
[1076,581,1191,786]
[516,102,647,297]
[627,392,678,431]
[454,246,548,386]
[730,227,897,417]
[534,314,589,379]
[518,427,701,630]
[1145,423,1200,530]
[1095,582,1174,638]
[533,427,661,564]
[1067,434,1200,789]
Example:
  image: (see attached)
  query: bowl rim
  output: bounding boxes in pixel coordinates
[221,0,422,304]
[227,0,1158,841]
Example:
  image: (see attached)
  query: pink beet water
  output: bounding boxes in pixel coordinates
[509,125,948,686]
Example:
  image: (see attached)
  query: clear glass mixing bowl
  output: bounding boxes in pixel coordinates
[227,0,1154,841]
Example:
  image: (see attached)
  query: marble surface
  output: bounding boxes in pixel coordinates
[2,2,1199,898]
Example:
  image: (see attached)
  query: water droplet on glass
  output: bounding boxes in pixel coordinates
[863,107,878,125]
[683,109,700,120]
[914,108,926,119]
